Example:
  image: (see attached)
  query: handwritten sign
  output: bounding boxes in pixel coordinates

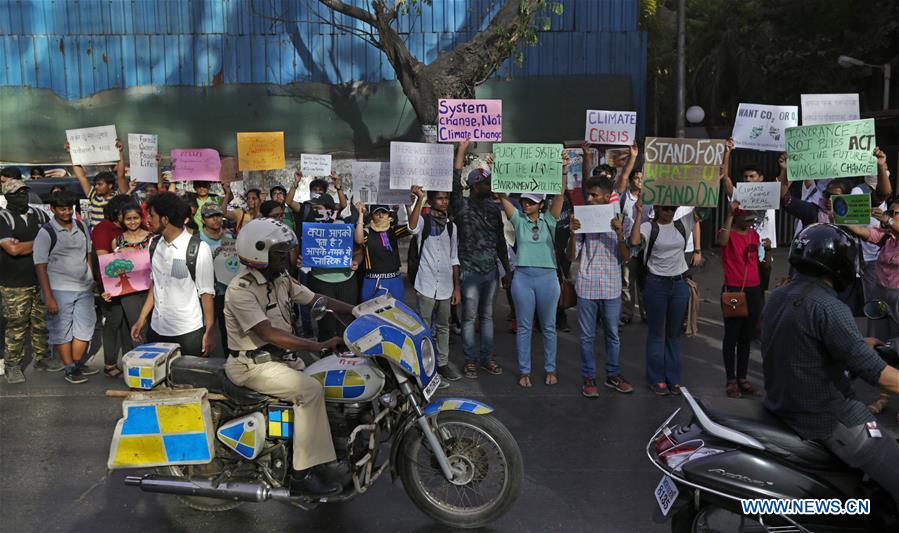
[127,134,158,183]
[492,143,564,194]
[584,110,636,145]
[66,125,119,165]
[734,182,781,211]
[351,161,409,205]
[785,119,877,181]
[301,223,354,269]
[573,204,619,234]
[832,194,871,225]
[219,156,238,183]
[640,137,725,207]
[212,238,240,287]
[300,154,331,177]
[98,249,151,297]
[437,99,503,142]
[801,94,860,125]
[732,103,798,151]
[563,147,598,191]
[237,132,285,171]
[389,142,454,191]
[171,149,222,182]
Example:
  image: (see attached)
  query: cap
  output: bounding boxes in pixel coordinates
[521,193,546,204]
[308,193,336,210]
[467,167,491,186]
[270,184,287,195]
[370,204,390,214]
[1,179,28,195]
[201,203,224,217]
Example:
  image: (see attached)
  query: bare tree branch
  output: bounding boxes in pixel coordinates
[318,0,378,26]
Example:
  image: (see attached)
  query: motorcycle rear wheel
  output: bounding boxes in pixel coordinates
[397,411,523,529]
[156,464,243,512]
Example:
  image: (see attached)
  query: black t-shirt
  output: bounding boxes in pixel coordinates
[363,225,411,274]
[0,208,45,287]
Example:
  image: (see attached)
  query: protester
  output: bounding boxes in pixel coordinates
[190,181,222,229]
[568,176,633,397]
[30,167,45,179]
[451,140,511,379]
[222,183,260,233]
[260,200,286,220]
[718,200,769,398]
[630,200,701,395]
[130,192,216,356]
[498,154,566,388]
[269,184,298,231]
[33,191,98,384]
[288,170,350,225]
[198,202,235,353]
[0,179,59,383]
[2,167,50,204]
[66,139,128,229]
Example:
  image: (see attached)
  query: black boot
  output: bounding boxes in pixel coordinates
[289,469,342,497]
[314,460,352,486]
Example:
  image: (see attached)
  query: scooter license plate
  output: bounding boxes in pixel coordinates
[654,475,679,517]
[422,374,441,401]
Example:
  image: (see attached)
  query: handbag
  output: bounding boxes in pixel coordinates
[721,257,750,318]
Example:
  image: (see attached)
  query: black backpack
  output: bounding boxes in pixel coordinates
[407,215,455,286]
[634,217,690,290]
[0,206,50,233]
[149,232,202,282]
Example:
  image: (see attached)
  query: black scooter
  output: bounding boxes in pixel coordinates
[646,302,899,532]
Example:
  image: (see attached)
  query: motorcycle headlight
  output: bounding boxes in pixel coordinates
[420,337,436,377]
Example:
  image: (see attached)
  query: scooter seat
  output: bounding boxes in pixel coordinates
[219,377,270,405]
[699,399,849,471]
[168,356,270,405]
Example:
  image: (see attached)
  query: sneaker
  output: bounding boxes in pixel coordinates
[4,365,25,384]
[438,364,462,381]
[77,362,100,376]
[64,368,88,384]
[437,378,450,390]
[34,358,65,372]
[605,374,633,394]
[649,382,669,396]
[582,379,600,398]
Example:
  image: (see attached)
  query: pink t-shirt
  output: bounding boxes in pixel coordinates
[867,227,899,289]
[721,228,760,288]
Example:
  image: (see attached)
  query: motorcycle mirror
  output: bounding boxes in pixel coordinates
[863,300,890,320]
[311,297,330,322]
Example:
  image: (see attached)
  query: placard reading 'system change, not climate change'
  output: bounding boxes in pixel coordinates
[641,137,726,208]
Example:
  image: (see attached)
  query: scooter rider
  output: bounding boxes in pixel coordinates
[763,223,899,507]
[224,218,355,496]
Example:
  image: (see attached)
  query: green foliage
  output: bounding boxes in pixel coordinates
[105,258,134,277]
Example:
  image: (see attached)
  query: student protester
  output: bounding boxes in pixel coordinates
[0,179,60,384]
[260,200,286,220]
[269,184,298,232]
[33,191,98,384]
[65,139,128,229]
[718,201,769,398]
[498,154,567,388]
[567,177,633,397]
[222,183,260,234]
[197,202,235,354]
[630,199,702,395]
[354,187,423,302]
[288,170,350,226]
[190,181,223,229]
[607,143,642,325]
[451,140,511,379]
[130,192,216,356]
[410,188,463,383]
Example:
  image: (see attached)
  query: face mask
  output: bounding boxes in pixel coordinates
[4,193,29,213]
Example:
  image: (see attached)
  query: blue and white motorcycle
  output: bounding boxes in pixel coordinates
[108,294,523,529]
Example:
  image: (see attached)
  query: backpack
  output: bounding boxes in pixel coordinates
[407,215,455,286]
[635,216,690,290]
[149,232,202,282]
[0,206,50,234]
[42,219,89,255]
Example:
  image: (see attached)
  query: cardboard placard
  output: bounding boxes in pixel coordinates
[128,133,158,183]
[219,156,238,183]
[732,103,798,151]
[212,238,240,286]
[492,143,564,194]
[237,132,286,171]
[437,99,503,142]
[785,119,877,181]
[733,182,781,211]
[389,142,454,191]
[832,194,872,225]
[98,249,152,297]
[171,149,222,182]
[301,223,354,269]
[573,204,619,234]
[351,161,410,205]
[800,94,860,125]
[300,154,332,176]
[641,137,726,207]
[563,147,599,191]
[66,125,119,165]
[584,110,636,145]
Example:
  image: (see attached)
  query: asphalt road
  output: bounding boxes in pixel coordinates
[2,249,896,533]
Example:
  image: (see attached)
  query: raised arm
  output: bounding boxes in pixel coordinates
[354,202,367,244]
[332,171,348,210]
[581,141,593,179]
[616,142,639,194]
[549,151,569,221]
[407,186,425,231]
[286,169,303,212]
[65,142,92,196]
[156,153,165,192]
[777,152,789,199]
[115,138,128,193]
[720,138,736,197]
[451,139,472,214]
[874,147,892,204]
[498,194,518,220]
[844,224,872,241]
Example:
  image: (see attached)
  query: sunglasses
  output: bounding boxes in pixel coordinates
[531,224,540,241]
[887,209,897,217]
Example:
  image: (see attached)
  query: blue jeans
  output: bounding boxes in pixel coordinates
[577,296,622,379]
[461,268,498,364]
[361,275,404,302]
[643,273,689,386]
[511,267,560,374]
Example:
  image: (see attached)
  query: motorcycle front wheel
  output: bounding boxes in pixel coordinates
[397,411,523,529]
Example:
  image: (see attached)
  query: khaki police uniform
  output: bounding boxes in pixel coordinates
[223,268,336,470]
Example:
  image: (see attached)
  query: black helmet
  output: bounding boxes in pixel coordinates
[788,223,859,291]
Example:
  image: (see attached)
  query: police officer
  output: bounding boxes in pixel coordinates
[223,218,355,496]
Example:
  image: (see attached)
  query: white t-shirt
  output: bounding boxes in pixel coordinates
[640,214,693,276]
[150,229,215,336]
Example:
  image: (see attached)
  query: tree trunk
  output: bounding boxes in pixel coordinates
[118,274,135,295]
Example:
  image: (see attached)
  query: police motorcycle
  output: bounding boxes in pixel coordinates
[108,262,522,528]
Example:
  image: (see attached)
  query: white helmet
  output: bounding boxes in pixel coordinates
[235,218,298,269]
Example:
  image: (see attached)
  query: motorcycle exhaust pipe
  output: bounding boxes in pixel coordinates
[124,474,275,502]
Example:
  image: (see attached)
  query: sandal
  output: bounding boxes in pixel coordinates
[868,395,890,414]
[104,365,122,378]
[463,363,478,379]
[545,371,558,386]
[737,379,762,397]
[518,374,532,388]
[726,379,741,399]
[481,361,503,376]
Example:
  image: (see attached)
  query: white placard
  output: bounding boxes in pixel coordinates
[801,94,860,125]
[352,161,410,205]
[389,142,454,191]
[300,154,332,176]
[128,133,158,183]
[573,204,619,234]
[732,103,798,151]
[584,110,637,146]
[66,125,119,165]
[734,182,781,211]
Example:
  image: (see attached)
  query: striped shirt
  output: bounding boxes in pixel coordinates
[574,232,623,300]
[88,189,112,229]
